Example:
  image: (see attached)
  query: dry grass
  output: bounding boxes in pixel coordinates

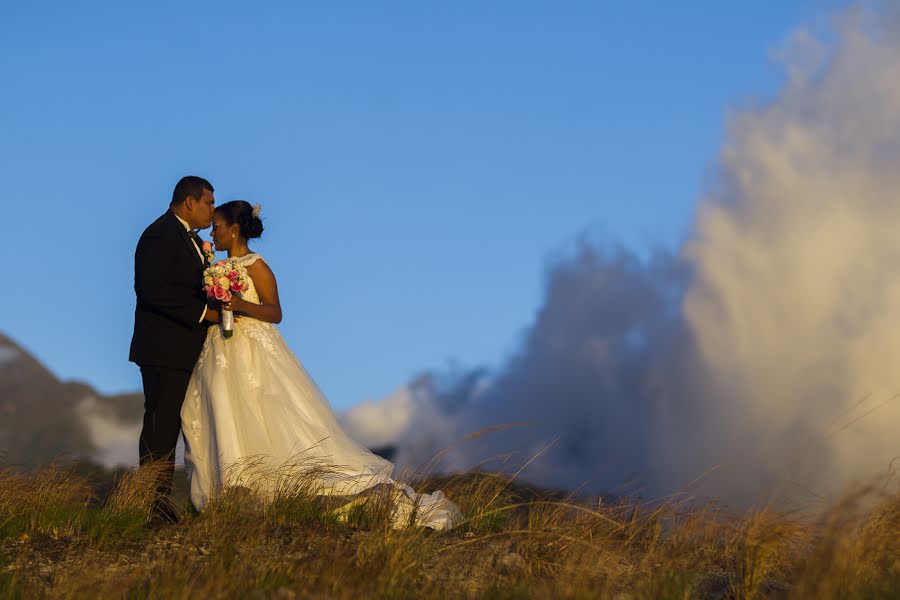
[0,458,897,599]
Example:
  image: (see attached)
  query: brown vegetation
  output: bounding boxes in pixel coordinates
[0,459,897,599]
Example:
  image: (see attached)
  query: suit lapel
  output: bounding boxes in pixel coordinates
[167,211,203,266]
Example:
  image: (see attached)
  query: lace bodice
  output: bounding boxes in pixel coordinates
[232,253,264,305]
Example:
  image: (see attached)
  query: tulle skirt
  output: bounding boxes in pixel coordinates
[181,319,461,530]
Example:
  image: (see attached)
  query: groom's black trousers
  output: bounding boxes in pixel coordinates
[138,365,192,520]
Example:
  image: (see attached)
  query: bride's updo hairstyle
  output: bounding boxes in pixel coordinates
[215,200,264,240]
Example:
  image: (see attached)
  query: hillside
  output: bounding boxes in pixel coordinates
[0,464,897,598]
[0,333,143,468]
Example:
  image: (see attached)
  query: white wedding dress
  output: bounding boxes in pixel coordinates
[181,253,461,530]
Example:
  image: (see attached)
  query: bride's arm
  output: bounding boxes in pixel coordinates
[225,260,283,324]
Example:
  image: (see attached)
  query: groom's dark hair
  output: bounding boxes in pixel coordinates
[170,176,214,207]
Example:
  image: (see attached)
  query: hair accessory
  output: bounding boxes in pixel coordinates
[252,203,262,218]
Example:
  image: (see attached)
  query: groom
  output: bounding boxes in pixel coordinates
[129,175,220,522]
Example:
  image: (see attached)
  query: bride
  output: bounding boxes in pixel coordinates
[181,201,461,530]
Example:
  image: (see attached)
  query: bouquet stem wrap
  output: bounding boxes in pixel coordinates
[222,309,235,338]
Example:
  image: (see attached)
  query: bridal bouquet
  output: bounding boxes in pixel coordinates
[202,260,250,338]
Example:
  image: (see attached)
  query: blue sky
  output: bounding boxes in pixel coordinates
[0,1,848,410]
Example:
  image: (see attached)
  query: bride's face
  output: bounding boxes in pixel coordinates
[211,214,236,252]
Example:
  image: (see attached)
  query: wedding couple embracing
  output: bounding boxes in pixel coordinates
[129,175,461,529]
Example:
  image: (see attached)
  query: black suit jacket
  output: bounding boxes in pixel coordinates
[129,210,211,370]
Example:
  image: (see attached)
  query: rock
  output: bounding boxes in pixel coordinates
[495,552,527,575]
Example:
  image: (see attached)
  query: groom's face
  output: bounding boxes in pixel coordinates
[187,188,216,230]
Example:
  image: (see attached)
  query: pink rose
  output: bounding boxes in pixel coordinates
[202,241,212,252]
[230,281,243,293]
[227,270,239,280]
[214,286,229,301]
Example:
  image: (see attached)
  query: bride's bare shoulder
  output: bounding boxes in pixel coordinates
[246,255,276,279]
